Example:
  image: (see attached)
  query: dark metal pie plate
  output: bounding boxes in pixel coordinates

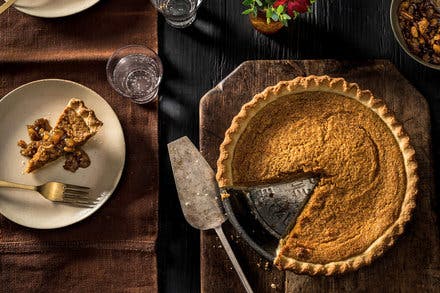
[220,178,316,261]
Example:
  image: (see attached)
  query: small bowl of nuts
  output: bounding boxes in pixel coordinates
[391,0,440,70]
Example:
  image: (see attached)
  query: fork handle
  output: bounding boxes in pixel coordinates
[0,180,37,191]
[0,0,17,15]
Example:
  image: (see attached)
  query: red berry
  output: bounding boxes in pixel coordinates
[273,0,288,8]
[291,0,311,14]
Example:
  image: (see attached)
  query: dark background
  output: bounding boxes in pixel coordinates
[157,0,440,292]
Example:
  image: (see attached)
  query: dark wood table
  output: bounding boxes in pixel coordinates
[157,1,440,292]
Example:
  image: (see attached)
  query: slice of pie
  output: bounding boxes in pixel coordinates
[23,98,103,173]
[216,76,418,275]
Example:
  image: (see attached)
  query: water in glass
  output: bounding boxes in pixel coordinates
[153,0,198,28]
[112,54,161,103]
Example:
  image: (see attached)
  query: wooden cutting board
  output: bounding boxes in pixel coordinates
[199,60,440,292]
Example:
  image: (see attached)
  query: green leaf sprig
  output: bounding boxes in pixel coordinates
[242,0,263,17]
[242,0,315,27]
[265,4,292,26]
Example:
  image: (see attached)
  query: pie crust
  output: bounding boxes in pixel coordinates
[216,75,418,275]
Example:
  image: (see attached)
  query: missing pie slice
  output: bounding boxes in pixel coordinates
[19,98,103,173]
[216,76,418,275]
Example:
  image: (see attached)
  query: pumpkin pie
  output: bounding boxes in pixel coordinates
[19,98,102,173]
[216,76,418,275]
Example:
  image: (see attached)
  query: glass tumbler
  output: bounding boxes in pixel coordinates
[150,0,202,28]
[106,45,163,104]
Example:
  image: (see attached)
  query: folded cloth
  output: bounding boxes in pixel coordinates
[0,1,158,292]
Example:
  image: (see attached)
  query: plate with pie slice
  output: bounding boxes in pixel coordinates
[0,79,125,229]
[7,0,100,18]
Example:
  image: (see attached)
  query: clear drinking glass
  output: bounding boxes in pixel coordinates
[106,45,163,104]
[150,0,202,28]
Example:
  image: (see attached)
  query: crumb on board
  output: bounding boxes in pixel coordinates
[221,192,230,200]
[270,283,277,289]
[255,258,271,271]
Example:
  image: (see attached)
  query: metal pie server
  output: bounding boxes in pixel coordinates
[168,136,254,293]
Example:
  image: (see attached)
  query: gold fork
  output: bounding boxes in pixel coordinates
[0,0,18,15]
[0,180,98,208]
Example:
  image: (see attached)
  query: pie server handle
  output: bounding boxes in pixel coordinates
[214,225,254,293]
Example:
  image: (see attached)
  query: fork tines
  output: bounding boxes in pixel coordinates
[62,184,100,208]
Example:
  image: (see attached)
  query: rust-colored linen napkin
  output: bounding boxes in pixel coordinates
[0,1,158,292]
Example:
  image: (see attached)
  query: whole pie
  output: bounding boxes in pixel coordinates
[216,76,418,275]
[18,98,102,173]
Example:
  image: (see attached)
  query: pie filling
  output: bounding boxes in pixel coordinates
[230,91,406,264]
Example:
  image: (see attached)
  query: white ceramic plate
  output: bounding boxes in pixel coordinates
[9,0,100,18]
[0,79,125,229]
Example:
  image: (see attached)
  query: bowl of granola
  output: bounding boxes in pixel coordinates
[391,0,440,70]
